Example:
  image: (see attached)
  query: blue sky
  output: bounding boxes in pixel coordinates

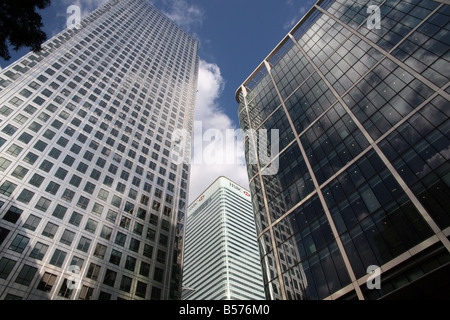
[0,0,315,201]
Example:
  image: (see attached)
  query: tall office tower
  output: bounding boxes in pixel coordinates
[236,0,450,300]
[182,177,265,300]
[0,0,199,300]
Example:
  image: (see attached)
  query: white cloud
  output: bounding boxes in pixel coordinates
[188,60,249,203]
[158,0,204,31]
[284,0,314,30]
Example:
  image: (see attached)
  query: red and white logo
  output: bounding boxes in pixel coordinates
[199,195,205,201]
[243,191,251,197]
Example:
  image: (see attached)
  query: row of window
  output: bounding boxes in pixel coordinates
[0,256,164,299]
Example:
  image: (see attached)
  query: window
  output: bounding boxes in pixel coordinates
[77,196,90,209]
[69,212,83,227]
[0,257,16,279]
[58,279,73,299]
[159,234,168,247]
[92,203,104,216]
[103,269,116,287]
[37,272,57,292]
[9,234,29,253]
[98,189,109,201]
[0,180,17,196]
[3,206,23,223]
[77,237,91,253]
[106,209,117,223]
[29,242,48,260]
[43,129,56,140]
[111,195,122,208]
[116,182,126,194]
[69,174,82,187]
[149,214,158,226]
[119,216,131,230]
[98,291,111,300]
[109,249,122,266]
[35,197,51,212]
[2,124,18,136]
[125,256,136,272]
[24,104,38,114]
[15,265,37,286]
[103,175,114,187]
[77,162,88,174]
[139,258,151,277]
[6,144,23,157]
[137,208,147,220]
[0,106,13,116]
[152,201,160,212]
[79,286,94,300]
[52,204,67,219]
[86,263,101,281]
[48,148,61,159]
[146,228,156,242]
[115,232,126,247]
[61,189,75,203]
[45,181,60,195]
[39,159,53,172]
[55,167,68,180]
[23,214,41,231]
[153,267,164,283]
[85,219,98,234]
[119,275,132,293]
[84,150,94,161]
[136,281,147,299]
[42,222,58,239]
[49,249,66,267]
[23,152,39,165]
[70,256,84,269]
[143,244,153,259]
[57,137,69,147]
[163,206,172,217]
[156,250,166,264]
[17,189,35,204]
[18,132,33,144]
[29,173,45,187]
[129,238,140,253]
[28,122,42,133]
[93,243,107,259]
[89,162,103,176]
[60,229,75,246]
[100,225,112,240]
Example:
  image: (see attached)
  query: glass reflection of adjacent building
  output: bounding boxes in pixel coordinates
[237,0,450,299]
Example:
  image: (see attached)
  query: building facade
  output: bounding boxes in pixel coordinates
[236,0,450,300]
[0,0,199,300]
[182,177,265,300]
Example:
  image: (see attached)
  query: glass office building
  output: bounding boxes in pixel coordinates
[236,0,449,299]
[0,0,199,300]
[182,177,265,300]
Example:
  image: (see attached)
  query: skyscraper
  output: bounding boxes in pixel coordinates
[0,0,199,300]
[182,176,265,300]
[236,0,450,300]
